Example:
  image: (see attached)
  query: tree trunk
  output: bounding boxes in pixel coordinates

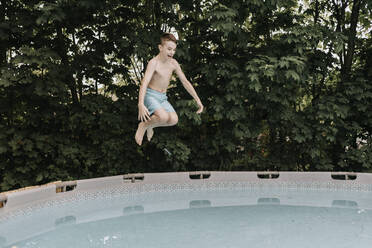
[154,1,161,31]
[314,0,319,24]
[0,1,6,67]
[342,0,362,81]
[56,25,79,105]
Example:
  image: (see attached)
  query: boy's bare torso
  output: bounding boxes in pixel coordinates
[148,56,176,93]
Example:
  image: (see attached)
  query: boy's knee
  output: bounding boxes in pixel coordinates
[168,114,178,126]
[157,112,169,123]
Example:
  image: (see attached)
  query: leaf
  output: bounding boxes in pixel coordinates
[0,145,7,154]
[36,174,43,182]
[278,60,289,69]
[248,73,259,82]
[285,70,300,81]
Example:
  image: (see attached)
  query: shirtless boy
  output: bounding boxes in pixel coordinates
[135,33,203,146]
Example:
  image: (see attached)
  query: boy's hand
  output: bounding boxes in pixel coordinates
[138,103,150,122]
[196,101,204,114]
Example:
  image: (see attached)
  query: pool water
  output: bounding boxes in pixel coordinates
[1,186,372,248]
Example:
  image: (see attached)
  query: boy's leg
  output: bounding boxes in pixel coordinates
[146,112,178,141]
[135,108,170,146]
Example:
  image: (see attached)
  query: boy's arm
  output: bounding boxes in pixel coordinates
[174,60,203,114]
[138,59,156,121]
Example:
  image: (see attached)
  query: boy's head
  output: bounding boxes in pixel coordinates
[158,33,177,59]
[160,33,177,45]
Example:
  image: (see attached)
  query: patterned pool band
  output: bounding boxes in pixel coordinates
[1,179,372,223]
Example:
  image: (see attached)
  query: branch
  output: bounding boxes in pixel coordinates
[130,56,142,84]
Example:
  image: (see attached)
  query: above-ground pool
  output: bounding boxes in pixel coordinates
[1,172,372,248]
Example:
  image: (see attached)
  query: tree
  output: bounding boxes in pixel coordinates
[0,0,371,191]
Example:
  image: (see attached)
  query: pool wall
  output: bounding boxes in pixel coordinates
[1,171,372,247]
[1,171,372,212]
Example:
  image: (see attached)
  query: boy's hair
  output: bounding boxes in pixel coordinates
[160,33,177,45]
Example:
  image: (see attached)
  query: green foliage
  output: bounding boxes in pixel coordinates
[0,0,371,191]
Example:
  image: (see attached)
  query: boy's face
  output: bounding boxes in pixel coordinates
[159,41,177,59]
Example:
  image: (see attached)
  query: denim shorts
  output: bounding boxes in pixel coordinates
[144,88,175,115]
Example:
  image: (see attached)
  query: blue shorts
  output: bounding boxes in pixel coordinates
[144,88,176,115]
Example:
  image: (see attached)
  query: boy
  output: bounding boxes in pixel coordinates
[135,33,203,146]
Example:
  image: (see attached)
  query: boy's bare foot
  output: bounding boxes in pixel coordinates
[135,122,147,146]
[147,127,154,141]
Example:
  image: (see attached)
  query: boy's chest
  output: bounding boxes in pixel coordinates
[155,63,175,78]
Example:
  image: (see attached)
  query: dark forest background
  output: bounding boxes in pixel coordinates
[1,0,371,191]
